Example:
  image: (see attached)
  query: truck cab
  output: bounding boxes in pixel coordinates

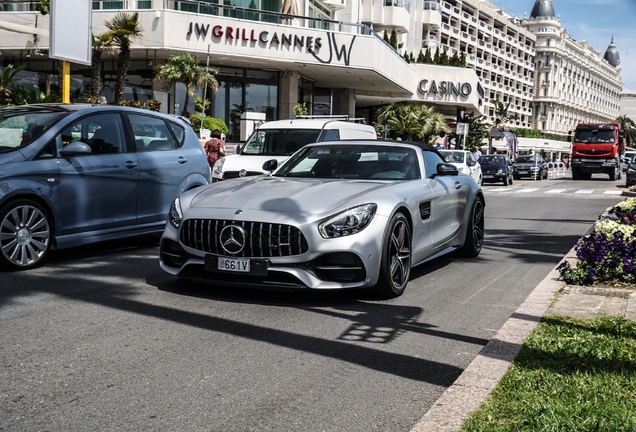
[569,123,624,180]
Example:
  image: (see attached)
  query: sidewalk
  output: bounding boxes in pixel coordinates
[410,252,636,432]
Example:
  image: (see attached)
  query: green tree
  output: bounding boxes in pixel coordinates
[155,52,219,115]
[616,115,636,148]
[0,64,25,105]
[439,49,449,65]
[417,50,425,63]
[377,103,450,142]
[423,48,433,64]
[390,29,398,49]
[433,47,440,64]
[90,33,114,98]
[461,112,489,150]
[492,100,518,129]
[106,12,142,103]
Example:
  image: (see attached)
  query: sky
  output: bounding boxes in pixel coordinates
[493,0,636,91]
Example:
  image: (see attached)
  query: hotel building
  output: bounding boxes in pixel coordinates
[0,0,622,145]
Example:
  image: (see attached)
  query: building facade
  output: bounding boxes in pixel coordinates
[0,0,623,145]
[523,0,622,136]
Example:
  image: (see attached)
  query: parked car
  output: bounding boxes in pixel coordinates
[0,103,210,270]
[479,154,514,186]
[512,154,549,180]
[160,140,485,298]
[211,117,377,180]
[626,156,636,186]
[439,149,482,185]
[623,151,636,172]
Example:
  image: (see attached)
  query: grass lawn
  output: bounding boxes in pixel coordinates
[460,314,636,432]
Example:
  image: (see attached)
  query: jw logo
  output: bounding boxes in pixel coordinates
[310,33,356,66]
[187,22,356,66]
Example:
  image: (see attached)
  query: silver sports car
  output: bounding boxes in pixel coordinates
[160,140,485,298]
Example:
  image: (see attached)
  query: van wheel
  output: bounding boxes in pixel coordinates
[0,200,52,270]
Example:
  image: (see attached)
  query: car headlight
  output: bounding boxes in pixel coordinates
[496,169,504,175]
[169,197,183,228]
[212,157,225,176]
[318,204,377,238]
[628,167,636,174]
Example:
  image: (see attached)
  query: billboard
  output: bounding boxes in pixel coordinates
[50,0,92,66]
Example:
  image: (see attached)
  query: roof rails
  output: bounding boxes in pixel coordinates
[295,115,368,124]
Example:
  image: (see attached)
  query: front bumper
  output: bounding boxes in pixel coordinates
[159,213,389,290]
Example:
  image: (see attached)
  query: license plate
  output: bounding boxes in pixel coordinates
[484,175,494,179]
[518,170,528,174]
[218,257,250,272]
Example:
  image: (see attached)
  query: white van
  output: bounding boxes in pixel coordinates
[211,117,377,180]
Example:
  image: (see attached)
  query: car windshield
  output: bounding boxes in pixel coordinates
[0,108,67,153]
[440,151,464,163]
[274,144,420,180]
[479,156,506,166]
[574,128,615,144]
[241,128,322,156]
[515,155,536,163]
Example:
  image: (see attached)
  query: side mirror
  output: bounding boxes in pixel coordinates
[262,159,278,172]
[235,143,243,154]
[59,141,92,157]
[435,162,459,177]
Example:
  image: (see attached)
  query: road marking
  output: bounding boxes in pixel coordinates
[546,189,567,194]
[603,190,623,195]
[575,189,594,194]
[516,188,539,193]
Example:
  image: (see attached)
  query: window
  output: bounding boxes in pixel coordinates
[129,114,177,151]
[61,113,126,154]
[422,150,444,178]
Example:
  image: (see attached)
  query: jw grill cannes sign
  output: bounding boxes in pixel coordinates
[188,22,356,66]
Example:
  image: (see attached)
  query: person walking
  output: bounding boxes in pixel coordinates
[205,129,226,176]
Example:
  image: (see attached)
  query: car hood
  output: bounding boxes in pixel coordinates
[513,162,540,168]
[189,175,395,215]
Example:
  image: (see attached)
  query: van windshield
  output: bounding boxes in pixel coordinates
[240,129,322,156]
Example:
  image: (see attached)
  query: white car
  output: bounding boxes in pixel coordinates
[212,117,377,180]
[439,150,482,185]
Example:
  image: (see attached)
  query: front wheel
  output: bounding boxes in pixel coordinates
[373,213,411,298]
[0,200,52,270]
[456,196,485,258]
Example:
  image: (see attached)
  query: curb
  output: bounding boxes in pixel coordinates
[410,261,566,432]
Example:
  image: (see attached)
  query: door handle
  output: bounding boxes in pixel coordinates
[455,181,462,189]
[178,157,187,164]
[125,161,138,169]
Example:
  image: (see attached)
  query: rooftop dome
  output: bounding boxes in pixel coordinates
[604,36,620,67]
[530,0,556,18]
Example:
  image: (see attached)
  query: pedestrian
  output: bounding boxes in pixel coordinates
[472,146,482,160]
[205,129,226,174]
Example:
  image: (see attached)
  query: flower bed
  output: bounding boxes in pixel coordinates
[558,197,636,286]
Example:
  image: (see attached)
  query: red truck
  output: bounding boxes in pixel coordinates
[569,123,625,180]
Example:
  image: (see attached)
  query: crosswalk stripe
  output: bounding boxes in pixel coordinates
[546,189,567,194]
[603,190,623,195]
[575,190,594,194]
[517,188,539,193]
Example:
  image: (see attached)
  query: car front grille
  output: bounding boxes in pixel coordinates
[180,219,309,257]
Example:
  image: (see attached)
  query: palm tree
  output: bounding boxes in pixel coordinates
[0,64,25,105]
[105,12,142,103]
[154,53,219,115]
[378,103,450,142]
[462,112,489,150]
[90,33,114,99]
[616,115,636,148]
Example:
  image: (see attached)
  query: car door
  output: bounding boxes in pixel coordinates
[422,150,467,248]
[128,113,189,226]
[57,112,140,239]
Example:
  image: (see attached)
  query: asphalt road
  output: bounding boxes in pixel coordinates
[0,175,626,431]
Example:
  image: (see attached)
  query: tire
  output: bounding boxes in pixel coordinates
[457,196,485,258]
[0,199,52,270]
[373,213,411,298]
[503,176,509,186]
[609,169,616,181]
